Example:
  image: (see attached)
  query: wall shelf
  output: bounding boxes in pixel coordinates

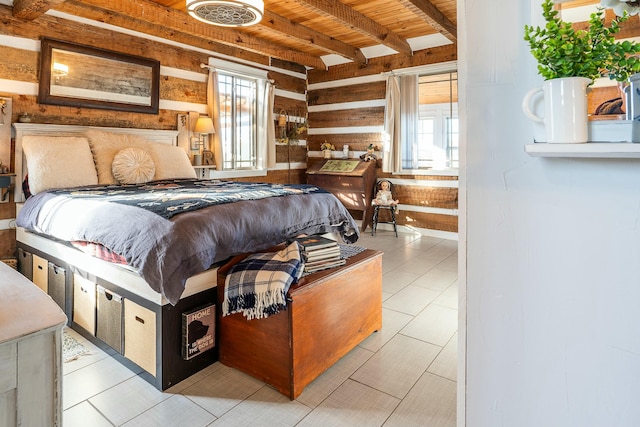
[525,143,640,158]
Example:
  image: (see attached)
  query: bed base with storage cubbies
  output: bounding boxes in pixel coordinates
[16,234,218,391]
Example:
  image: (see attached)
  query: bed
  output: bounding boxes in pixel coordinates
[12,123,359,390]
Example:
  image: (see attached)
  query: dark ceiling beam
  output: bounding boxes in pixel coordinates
[399,0,457,42]
[260,10,367,64]
[296,0,413,55]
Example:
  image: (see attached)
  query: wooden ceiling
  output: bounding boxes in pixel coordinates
[11,0,457,70]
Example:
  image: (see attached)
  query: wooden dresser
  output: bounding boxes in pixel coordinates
[0,262,67,426]
[217,248,382,399]
[307,159,377,232]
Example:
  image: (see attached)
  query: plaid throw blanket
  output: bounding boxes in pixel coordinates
[222,242,304,320]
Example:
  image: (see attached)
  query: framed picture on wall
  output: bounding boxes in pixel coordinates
[38,38,160,114]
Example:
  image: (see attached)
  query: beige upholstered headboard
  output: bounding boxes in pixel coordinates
[13,123,179,202]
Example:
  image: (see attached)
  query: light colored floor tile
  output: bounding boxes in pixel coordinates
[296,379,400,427]
[428,333,458,382]
[381,290,394,302]
[351,334,441,399]
[382,270,419,294]
[437,252,458,272]
[383,372,456,427]
[63,401,113,427]
[121,394,216,427]
[359,307,413,353]
[166,362,224,394]
[393,256,442,276]
[382,285,441,316]
[181,364,265,417]
[400,304,458,347]
[405,236,444,251]
[434,281,458,310]
[89,374,171,425]
[411,267,458,292]
[63,353,136,410]
[209,385,311,426]
[296,345,374,408]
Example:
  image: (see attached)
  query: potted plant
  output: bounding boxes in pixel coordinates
[320,141,335,158]
[523,0,640,143]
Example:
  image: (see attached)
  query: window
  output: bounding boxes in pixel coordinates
[209,58,270,175]
[415,72,458,170]
[218,72,258,170]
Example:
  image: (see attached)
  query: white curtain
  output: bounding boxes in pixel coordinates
[399,74,419,170]
[262,80,276,169]
[383,75,401,173]
[206,68,224,171]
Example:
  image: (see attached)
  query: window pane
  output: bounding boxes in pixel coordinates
[414,71,458,170]
[218,73,258,170]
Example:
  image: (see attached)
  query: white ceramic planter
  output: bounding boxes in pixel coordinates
[523,77,592,143]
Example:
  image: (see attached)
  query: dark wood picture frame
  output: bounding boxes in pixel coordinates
[39,38,160,114]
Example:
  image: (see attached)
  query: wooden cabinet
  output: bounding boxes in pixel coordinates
[0,262,67,427]
[217,248,383,399]
[307,159,377,232]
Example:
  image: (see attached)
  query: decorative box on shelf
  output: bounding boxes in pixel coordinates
[588,120,640,143]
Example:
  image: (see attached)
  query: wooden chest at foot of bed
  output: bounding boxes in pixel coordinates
[217,249,383,400]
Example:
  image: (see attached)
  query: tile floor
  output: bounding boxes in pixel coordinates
[62,229,458,427]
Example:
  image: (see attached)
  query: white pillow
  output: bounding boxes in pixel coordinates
[86,130,150,185]
[112,147,156,184]
[147,143,197,180]
[22,135,98,195]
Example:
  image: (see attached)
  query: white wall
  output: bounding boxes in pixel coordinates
[460,1,640,426]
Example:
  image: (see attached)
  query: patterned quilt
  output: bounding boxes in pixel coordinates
[47,179,328,220]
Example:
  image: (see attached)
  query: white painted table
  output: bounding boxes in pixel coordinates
[0,262,67,426]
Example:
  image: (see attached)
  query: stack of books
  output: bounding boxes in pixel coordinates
[294,235,346,273]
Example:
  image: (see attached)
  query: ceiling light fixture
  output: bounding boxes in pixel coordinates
[186,0,264,27]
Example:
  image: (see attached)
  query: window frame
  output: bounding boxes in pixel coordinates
[208,58,270,178]
[394,63,458,177]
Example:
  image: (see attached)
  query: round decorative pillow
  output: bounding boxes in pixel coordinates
[111,147,156,184]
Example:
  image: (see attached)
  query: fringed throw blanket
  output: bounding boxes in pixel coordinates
[223,242,304,320]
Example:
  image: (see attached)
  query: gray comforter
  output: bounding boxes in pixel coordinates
[17,182,359,305]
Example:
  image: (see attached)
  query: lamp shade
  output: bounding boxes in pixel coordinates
[186,0,263,27]
[194,116,215,134]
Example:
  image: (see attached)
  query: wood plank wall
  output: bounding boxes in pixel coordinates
[307,45,459,234]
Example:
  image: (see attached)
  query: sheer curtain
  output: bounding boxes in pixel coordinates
[206,68,224,171]
[383,75,400,173]
[383,74,418,172]
[261,79,276,169]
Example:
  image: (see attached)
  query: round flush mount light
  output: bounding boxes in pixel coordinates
[186,0,264,27]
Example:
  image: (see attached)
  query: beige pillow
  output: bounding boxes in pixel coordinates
[87,130,196,183]
[86,130,150,184]
[147,143,197,180]
[112,147,156,184]
[22,135,98,195]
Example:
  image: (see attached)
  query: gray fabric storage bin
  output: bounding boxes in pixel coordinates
[48,262,66,311]
[17,248,32,280]
[96,285,123,354]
